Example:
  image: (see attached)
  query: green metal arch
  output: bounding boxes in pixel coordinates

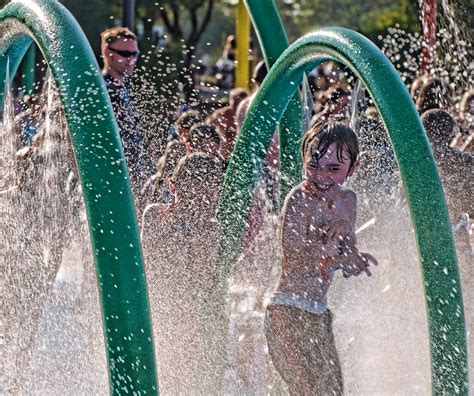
[217,27,468,395]
[0,0,158,393]
[244,0,303,201]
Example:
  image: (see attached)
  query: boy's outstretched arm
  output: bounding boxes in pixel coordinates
[335,247,378,277]
[328,231,378,277]
[324,191,378,277]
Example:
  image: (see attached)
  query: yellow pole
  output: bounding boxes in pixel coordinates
[235,0,250,89]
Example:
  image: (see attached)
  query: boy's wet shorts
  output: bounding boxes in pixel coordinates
[264,304,343,395]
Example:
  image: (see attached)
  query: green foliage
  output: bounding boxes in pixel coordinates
[1,0,421,78]
[60,0,115,63]
[275,0,419,44]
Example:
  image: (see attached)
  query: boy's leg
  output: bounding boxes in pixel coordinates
[264,305,343,395]
[265,305,312,394]
[301,309,343,395]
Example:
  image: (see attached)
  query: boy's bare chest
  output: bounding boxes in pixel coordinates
[304,195,346,228]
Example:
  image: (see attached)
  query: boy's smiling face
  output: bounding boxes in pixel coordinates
[304,142,356,198]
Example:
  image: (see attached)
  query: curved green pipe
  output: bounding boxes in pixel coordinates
[243,0,303,202]
[244,0,287,66]
[217,27,468,395]
[0,1,158,393]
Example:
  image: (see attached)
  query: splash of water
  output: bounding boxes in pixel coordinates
[301,74,314,131]
[349,79,366,131]
[1,73,107,394]
[382,1,473,104]
[0,57,17,192]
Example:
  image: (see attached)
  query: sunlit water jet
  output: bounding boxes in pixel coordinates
[382,1,472,104]
[0,58,16,193]
[1,73,107,394]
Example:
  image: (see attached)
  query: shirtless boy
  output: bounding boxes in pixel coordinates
[264,121,378,395]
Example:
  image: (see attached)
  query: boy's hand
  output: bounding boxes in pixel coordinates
[320,219,352,242]
[320,219,353,256]
[342,251,378,278]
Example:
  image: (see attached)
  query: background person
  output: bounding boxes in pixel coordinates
[100,27,153,198]
[206,88,248,162]
[141,154,223,394]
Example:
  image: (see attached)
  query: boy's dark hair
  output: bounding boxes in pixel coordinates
[172,153,223,198]
[189,123,220,149]
[176,110,202,138]
[421,109,457,147]
[301,121,359,169]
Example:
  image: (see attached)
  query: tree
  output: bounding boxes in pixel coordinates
[137,0,215,100]
[60,0,113,62]
[274,0,419,44]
